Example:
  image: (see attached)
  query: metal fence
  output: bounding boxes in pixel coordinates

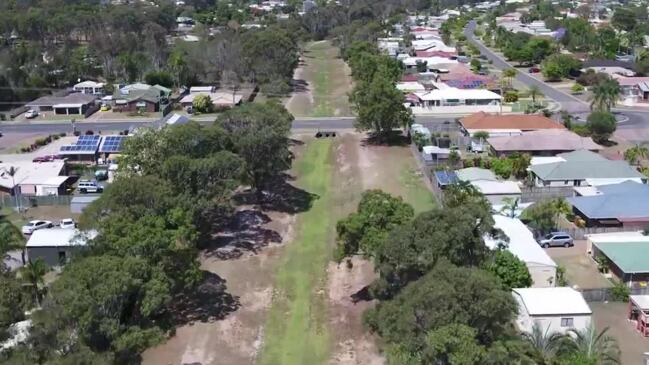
[520,186,575,203]
[558,226,640,240]
[580,287,649,302]
[0,194,72,208]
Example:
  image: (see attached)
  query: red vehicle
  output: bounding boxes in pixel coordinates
[32,155,54,163]
[528,67,541,73]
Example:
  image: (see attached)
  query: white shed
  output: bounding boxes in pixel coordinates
[512,287,592,335]
[485,215,557,287]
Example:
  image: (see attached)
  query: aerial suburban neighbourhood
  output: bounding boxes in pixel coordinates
[3,0,649,364]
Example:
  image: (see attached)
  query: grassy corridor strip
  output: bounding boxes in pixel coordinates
[259,139,334,365]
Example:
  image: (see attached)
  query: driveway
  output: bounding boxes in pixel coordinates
[590,302,649,364]
[545,240,612,289]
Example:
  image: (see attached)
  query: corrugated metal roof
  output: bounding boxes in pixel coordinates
[513,287,591,315]
[485,215,557,267]
[593,241,649,274]
[530,151,644,181]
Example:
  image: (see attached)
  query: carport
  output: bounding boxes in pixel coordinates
[53,103,84,115]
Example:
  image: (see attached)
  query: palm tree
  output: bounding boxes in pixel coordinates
[20,258,48,307]
[558,325,620,365]
[589,79,621,112]
[500,197,520,218]
[522,322,565,364]
[0,216,25,265]
[528,85,543,104]
[502,68,517,89]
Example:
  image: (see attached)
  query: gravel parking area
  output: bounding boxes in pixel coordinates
[546,240,612,289]
[590,302,649,364]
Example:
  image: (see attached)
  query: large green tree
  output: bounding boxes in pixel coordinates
[365,262,517,354]
[335,190,414,260]
[589,79,620,112]
[217,101,293,200]
[587,111,617,144]
[486,249,533,290]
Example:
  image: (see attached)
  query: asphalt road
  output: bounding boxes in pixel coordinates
[465,21,590,114]
[0,115,464,135]
[464,21,649,132]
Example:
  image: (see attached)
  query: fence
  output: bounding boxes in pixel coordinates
[559,226,639,240]
[580,287,649,302]
[0,194,73,208]
[520,186,575,203]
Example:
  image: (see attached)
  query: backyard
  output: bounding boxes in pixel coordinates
[142,132,435,365]
[286,41,353,118]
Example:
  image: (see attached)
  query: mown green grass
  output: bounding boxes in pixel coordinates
[305,41,351,118]
[399,166,437,214]
[259,139,334,365]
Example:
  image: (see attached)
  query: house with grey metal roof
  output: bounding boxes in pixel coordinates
[487,129,601,157]
[568,181,649,228]
[529,150,645,188]
[26,93,97,115]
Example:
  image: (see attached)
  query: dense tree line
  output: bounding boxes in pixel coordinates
[0,101,293,364]
[336,186,621,364]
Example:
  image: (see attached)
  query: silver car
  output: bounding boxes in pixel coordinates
[539,232,574,248]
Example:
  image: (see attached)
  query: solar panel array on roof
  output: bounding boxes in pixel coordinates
[98,135,127,153]
[59,135,101,154]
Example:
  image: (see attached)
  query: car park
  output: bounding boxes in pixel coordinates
[538,232,574,248]
[22,220,53,235]
[77,180,103,194]
[25,109,39,119]
[59,218,76,229]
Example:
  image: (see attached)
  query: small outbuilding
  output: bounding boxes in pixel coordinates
[26,228,95,266]
[512,287,592,335]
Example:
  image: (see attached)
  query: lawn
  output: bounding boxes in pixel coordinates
[258,139,334,365]
[286,41,352,118]
[399,166,437,214]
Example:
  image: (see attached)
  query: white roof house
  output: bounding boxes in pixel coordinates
[411,39,456,52]
[485,215,557,287]
[396,81,426,92]
[402,56,458,68]
[0,161,68,196]
[179,92,243,107]
[512,287,592,335]
[414,88,501,102]
[470,180,521,205]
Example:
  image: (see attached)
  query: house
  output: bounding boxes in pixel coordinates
[70,195,100,214]
[114,87,161,113]
[189,86,217,94]
[512,287,592,335]
[179,91,243,109]
[590,240,649,287]
[0,161,69,196]
[409,88,502,114]
[529,150,645,188]
[459,112,564,137]
[73,81,105,95]
[455,167,522,204]
[160,113,190,127]
[627,295,649,337]
[26,93,97,115]
[487,130,602,157]
[612,76,649,104]
[568,181,649,228]
[57,135,101,163]
[26,228,95,266]
[485,215,557,287]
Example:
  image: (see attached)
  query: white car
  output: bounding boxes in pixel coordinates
[59,218,76,229]
[25,109,39,119]
[78,180,103,194]
[22,220,53,235]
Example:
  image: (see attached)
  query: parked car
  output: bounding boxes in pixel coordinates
[528,67,541,73]
[22,220,53,235]
[25,109,39,119]
[59,218,76,229]
[77,180,103,194]
[538,232,574,248]
[100,104,111,111]
[32,155,54,163]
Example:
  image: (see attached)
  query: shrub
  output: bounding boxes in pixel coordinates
[571,83,585,94]
[587,111,616,143]
[610,280,630,302]
[73,131,81,136]
[503,91,519,103]
[59,132,66,137]
[85,130,94,135]
[491,158,513,179]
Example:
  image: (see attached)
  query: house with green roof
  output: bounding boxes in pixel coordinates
[113,83,171,113]
[529,150,646,188]
[591,239,649,287]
